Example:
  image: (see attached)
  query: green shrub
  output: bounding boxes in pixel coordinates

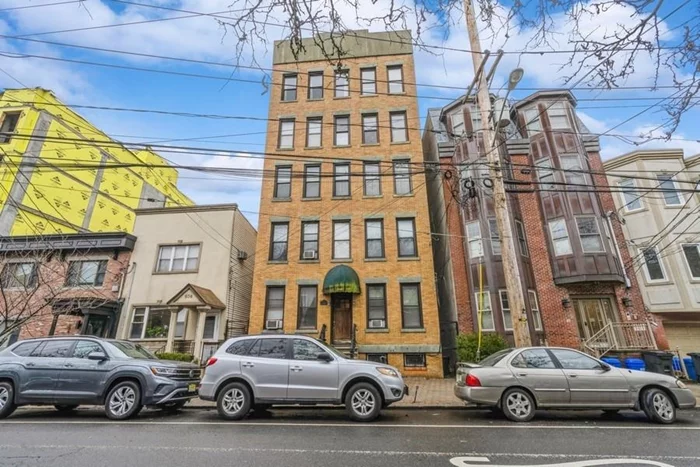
[156,352,195,363]
[456,333,509,363]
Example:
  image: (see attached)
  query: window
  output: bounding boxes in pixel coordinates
[0,320,19,349]
[0,112,20,143]
[333,163,350,197]
[367,353,387,363]
[303,165,320,198]
[278,119,295,149]
[66,260,107,287]
[333,221,351,259]
[174,309,187,338]
[401,283,423,329]
[308,72,323,99]
[301,222,319,259]
[306,118,322,148]
[466,221,483,258]
[365,219,384,258]
[560,154,584,186]
[548,219,572,256]
[0,262,37,288]
[511,349,555,369]
[293,339,326,360]
[156,244,200,272]
[226,339,256,356]
[297,286,318,329]
[367,284,387,327]
[129,308,171,339]
[73,341,103,359]
[547,102,570,129]
[576,217,604,253]
[515,220,528,257]
[642,247,666,282]
[550,349,602,370]
[536,158,555,191]
[618,178,643,212]
[387,65,403,93]
[475,291,494,331]
[363,161,381,196]
[39,340,74,358]
[450,110,464,135]
[362,114,378,144]
[390,111,408,142]
[334,115,350,146]
[334,70,349,97]
[682,244,700,279]
[528,290,543,331]
[469,105,482,131]
[523,108,542,135]
[11,341,41,357]
[499,290,512,331]
[393,159,412,195]
[404,353,426,368]
[361,68,376,95]
[397,218,417,257]
[269,223,289,261]
[129,308,146,339]
[657,174,683,206]
[282,74,297,101]
[258,338,287,359]
[265,287,285,328]
[274,166,292,199]
[488,219,501,255]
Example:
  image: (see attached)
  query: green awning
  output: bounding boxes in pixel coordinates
[323,265,361,294]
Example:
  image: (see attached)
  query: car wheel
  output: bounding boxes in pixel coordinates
[160,401,188,412]
[0,381,17,420]
[105,381,142,420]
[54,404,79,412]
[217,382,252,421]
[345,383,382,422]
[501,388,535,422]
[642,388,676,424]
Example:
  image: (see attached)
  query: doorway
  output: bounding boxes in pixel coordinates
[573,298,617,340]
[331,294,353,344]
[83,314,111,338]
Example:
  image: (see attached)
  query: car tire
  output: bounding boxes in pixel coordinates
[160,401,188,412]
[54,404,79,412]
[641,388,676,424]
[501,388,536,422]
[217,382,252,421]
[0,381,17,420]
[105,381,142,420]
[345,383,382,422]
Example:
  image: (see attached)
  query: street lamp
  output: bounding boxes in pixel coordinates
[491,68,525,148]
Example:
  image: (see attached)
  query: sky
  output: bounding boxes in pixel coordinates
[0,0,698,228]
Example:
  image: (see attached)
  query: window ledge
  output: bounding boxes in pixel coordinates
[393,193,414,198]
[333,96,351,100]
[401,328,426,333]
[307,98,324,102]
[390,141,410,145]
[262,329,284,334]
[152,270,198,276]
[271,198,292,203]
[363,195,383,199]
[364,257,387,262]
[333,145,351,149]
[298,259,320,264]
[645,280,674,286]
[361,143,381,147]
[280,100,298,104]
[398,256,419,261]
[332,196,352,200]
[623,208,648,215]
[365,328,389,333]
[267,260,289,265]
[388,91,407,96]
[305,146,323,150]
[331,258,352,263]
[302,197,322,202]
[360,94,378,98]
[295,329,318,334]
[276,147,295,151]
[131,338,168,342]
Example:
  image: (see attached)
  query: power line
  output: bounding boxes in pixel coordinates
[0,1,83,12]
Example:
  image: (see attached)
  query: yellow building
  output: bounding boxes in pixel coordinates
[0,88,192,236]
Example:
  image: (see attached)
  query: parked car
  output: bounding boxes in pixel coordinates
[199,335,407,422]
[454,347,696,424]
[0,337,201,420]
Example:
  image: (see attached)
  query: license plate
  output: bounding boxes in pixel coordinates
[188,383,197,392]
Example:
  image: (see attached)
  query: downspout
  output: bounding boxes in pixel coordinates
[118,262,137,339]
[606,212,631,288]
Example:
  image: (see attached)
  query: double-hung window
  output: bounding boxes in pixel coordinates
[363,161,381,196]
[390,111,408,142]
[475,291,494,331]
[361,68,376,95]
[0,262,37,288]
[333,221,351,259]
[303,165,320,198]
[367,285,387,328]
[499,290,512,331]
[264,287,285,329]
[450,110,464,136]
[393,159,412,195]
[548,102,570,129]
[365,219,384,258]
[515,220,529,256]
[297,286,318,329]
[66,260,108,287]
[560,154,585,186]
[536,158,555,191]
[397,218,417,257]
[282,74,297,101]
[300,222,319,259]
[523,107,542,135]
[308,72,323,99]
[362,113,378,144]
[274,166,292,199]
[466,221,483,258]
[576,217,604,253]
[618,178,643,212]
[156,245,200,272]
[682,244,700,279]
[278,119,295,149]
[333,163,350,197]
[335,70,349,97]
[548,219,573,256]
[641,247,666,282]
[401,283,422,329]
[306,118,322,148]
[488,219,501,255]
[656,174,683,206]
[529,290,543,331]
[129,307,170,339]
[387,65,404,93]
[269,223,289,261]
[334,115,350,146]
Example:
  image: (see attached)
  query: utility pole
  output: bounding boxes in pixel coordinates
[463,0,532,347]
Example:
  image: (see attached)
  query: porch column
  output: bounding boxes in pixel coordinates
[166,309,178,353]
[192,310,207,363]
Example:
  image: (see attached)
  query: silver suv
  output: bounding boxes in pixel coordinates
[199,335,407,421]
[0,337,201,420]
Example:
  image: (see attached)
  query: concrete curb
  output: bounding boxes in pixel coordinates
[183,404,473,411]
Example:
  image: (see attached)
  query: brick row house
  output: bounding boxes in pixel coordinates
[248,30,444,377]
[423,90,668,372]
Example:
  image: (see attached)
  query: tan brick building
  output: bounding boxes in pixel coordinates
[249,30,443,377]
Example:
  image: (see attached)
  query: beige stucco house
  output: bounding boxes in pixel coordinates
[604,149,700,355]
[116,204,256,362]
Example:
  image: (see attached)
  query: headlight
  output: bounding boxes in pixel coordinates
[151,366,178,376]
[676,379,687,389]
[376,367,399,378]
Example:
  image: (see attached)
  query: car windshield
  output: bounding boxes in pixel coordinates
[478,348,514,367]
[109,341,158,360]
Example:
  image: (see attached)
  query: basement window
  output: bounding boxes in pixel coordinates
[404,353,426,368]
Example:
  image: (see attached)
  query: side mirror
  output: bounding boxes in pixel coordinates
[87,351,108,361]
[600,363,611,372]
[317,352,333,362]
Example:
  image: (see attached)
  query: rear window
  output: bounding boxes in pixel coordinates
[478,349,513,367]
[226,339,256,356]
[37,340,74,358]
[11,341,42,357]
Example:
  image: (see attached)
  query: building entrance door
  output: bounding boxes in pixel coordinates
[574,298,616,340]
[331,294,353,344]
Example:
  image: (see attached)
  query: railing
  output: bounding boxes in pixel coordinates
[319,324,327,343]
[583,322,657,358]
[349,324,357,359]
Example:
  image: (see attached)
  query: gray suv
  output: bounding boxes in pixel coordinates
[199,335,407,422]
[0,337,201,420]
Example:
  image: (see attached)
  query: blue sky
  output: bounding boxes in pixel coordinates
[1,0,697,228]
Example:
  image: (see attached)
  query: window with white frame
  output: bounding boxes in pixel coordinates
[333,221,351,259]
[156,245,200,272]
[682,244,700,279]
[203,313,218,340]
[306,118,322,148]
[560,154,585,186]
[641,247,666,282]
[466,221,483,258]
[547,101,570,129]
[361,68,376,95]
[548,219,573,256]
[656,174,684,206]
[265,287,285,328]
[499,290,512,331]
[536,158,556,191]
[450,110,464,135]
[528,290,543,331]
[475,291,494,331]
[393,159,412,195]
[488,219,501,255]
[174,309,187,338]
[387,65,403,93]
[334,115,350,146]
[618,178,643,212]
[397,218,417,257]
[363,161,381,196]
[278,119,295,149]
[0,262,37,288]
[335,70,349,97]
[390,111,408,143]
[129,307,170,339]
[334,163,350,196]
[515,220,529,256]
[576,217,605,253]
[523,108,542,135]
[307,72,323,99]
[468,105,482,131]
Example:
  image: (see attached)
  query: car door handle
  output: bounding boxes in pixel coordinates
[290,366,303,372]
[569,374,578,378]
[517,373,527,377]
[26,362,35,367]
[64,363,74,368]
[242,362,255,368]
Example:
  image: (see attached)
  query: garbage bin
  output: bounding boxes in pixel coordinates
[641,351,675,375]
[689,353,700,382]
[683,356,698,382]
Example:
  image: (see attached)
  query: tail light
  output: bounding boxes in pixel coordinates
[465,373,481,387]
[206,357,218,367]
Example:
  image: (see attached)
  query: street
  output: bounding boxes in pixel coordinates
[1,407,699,467]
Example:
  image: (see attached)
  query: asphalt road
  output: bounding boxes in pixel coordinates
[2,407,700,467]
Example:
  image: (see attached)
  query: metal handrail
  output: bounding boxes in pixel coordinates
[582,321,657,357]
